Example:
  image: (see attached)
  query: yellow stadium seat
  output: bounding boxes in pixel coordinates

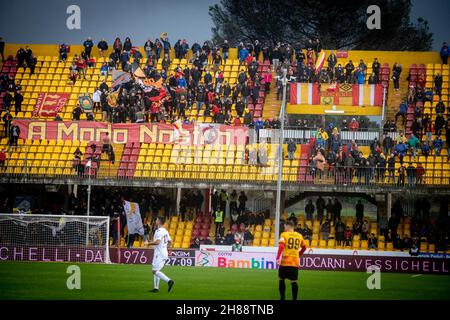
[173,242,181,248]
[420,243,428,252]
[360,240,368,249]
[253,239,261,246]
[428,244,435,252]
[311,239,318,247]
[327,239,335,248]
[181,242,190,249]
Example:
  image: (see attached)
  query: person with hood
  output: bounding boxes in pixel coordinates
[349,118,359,131]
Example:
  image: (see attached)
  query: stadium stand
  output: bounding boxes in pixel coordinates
[0,39,448,253]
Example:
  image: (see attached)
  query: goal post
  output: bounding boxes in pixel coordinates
[0,213,111,264]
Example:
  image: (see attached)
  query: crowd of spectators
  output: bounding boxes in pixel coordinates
[62,36,279,128]
[1,183,448,252]
[400,67,450,162]
[280,197,449,252]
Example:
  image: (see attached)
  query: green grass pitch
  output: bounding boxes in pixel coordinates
[0,261,449,300]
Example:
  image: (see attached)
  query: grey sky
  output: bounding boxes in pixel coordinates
[0,0,447,51]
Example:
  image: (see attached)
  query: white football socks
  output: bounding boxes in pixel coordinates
[155,271,170,283]
[153,275,160,289]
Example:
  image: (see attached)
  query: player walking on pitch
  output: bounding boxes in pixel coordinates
[148,217,175,292]
[276,220,307,300]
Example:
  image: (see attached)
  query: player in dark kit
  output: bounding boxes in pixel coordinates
[276,220,307,300]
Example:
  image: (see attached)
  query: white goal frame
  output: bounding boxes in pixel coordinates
[0,213,110,264]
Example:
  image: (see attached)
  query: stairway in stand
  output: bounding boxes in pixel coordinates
[297,144,313,183]
[385,73,410,132]
[96,143,124,178]
[262,71,282,120]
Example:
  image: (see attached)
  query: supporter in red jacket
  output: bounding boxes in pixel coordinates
[263,71,273,93]
[348,118,360,131]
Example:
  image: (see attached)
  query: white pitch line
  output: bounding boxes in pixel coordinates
[411,274,422,278]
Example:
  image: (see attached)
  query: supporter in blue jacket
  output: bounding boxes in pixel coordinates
[433,136,443,155]
[239,47,249,65]
[395,101,408,125]
[421,142,430,157]
[177,76,187,88]
[356,68,365,84]
[394,142,408,163]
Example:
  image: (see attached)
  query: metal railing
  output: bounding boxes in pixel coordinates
[1,162,449,189]
[259,129,398,145]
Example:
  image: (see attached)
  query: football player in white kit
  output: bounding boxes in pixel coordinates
[149,216,175,292]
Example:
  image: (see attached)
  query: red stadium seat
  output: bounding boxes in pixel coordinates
[200,230,209,237]
[191,229,199,238]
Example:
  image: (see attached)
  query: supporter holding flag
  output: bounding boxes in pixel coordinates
[121,197,144,248]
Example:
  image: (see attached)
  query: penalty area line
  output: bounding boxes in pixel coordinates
[411,274,423,278]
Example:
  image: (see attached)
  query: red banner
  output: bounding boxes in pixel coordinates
[12,120,249,146]
[32,93,70,117]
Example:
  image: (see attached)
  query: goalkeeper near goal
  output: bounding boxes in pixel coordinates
[276,220,307,300]
[148,217,175,293]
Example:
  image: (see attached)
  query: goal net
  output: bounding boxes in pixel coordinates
[0,214,110,263]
